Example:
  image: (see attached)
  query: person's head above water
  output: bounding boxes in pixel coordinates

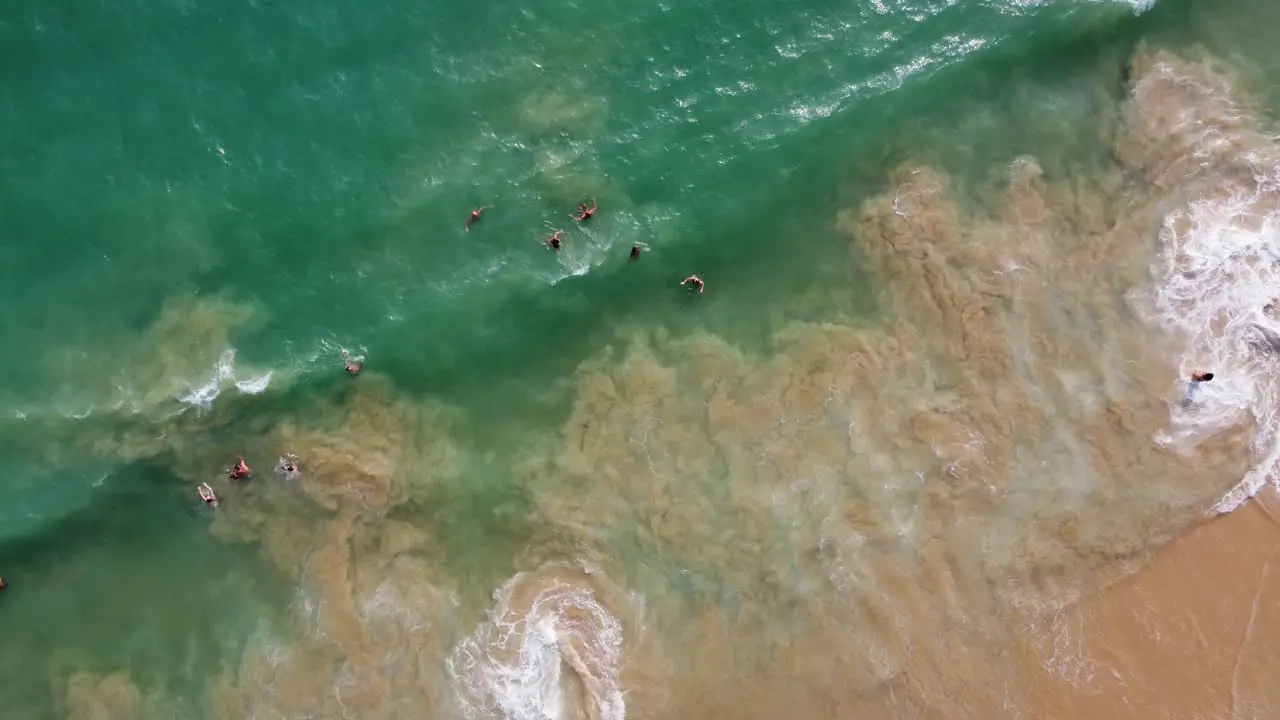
[1192,371,1214,382]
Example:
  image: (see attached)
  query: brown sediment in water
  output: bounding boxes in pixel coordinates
[181,377,463,718]
[60,670,176,720]
[56,47,1280,719]
[508,47,1267,717]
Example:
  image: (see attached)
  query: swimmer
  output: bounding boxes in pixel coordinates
[465,205,492,231]
[571,199,597,223]
[630,244,641,260]
[341,348,364,375]
[229,456,251,480]
[198,483,219,507]
[277,453,300,479]
[545,229,564,251]
[0,576,6,591]
[680,274,705,294]
[1182,371,1215,408]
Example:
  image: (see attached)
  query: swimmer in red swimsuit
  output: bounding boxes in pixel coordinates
[229,457,251,480]
[571,199,597,223]
[465,205,492,231]
[680,274,705,294]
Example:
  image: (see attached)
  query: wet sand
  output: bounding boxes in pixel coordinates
[864,486,1280,720]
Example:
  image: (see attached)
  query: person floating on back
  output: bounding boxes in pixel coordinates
[545,229,564,252]
[680,274,705,294]
[465,206,492,231]
[341,348,364,376]
[571,199,597,223]
[229,456,252,480]
[199,482,219,507]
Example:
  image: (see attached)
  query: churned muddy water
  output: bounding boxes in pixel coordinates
[7,0,1280,718]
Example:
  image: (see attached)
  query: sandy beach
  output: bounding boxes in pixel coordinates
[855,486,1280,719]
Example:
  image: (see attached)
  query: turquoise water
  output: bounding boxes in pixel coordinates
[5,0,1279,716]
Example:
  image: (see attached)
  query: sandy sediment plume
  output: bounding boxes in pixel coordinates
[1122,50,1280,510]
[62,294,258,414]
[13,294,261,467]
[199,377,466,718]
[59,671,177,720]
[854,46,1280,720]
[512,48,1262,717]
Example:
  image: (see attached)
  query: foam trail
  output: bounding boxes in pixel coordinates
[1107,0,1156,12]
[236,372,272,395]
[176,349,276,407]
[450,570,627,720]
[1148,137,1280,512]
[178,349,237,408]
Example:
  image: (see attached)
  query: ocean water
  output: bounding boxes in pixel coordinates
[4,0,1280,716]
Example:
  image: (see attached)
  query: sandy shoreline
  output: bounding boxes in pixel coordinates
[1038,486,1280,719]
[863,485,1280,719]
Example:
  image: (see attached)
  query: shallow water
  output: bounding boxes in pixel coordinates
[5,0,1280,717]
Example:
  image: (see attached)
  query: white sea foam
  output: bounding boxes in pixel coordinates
[178,349,274,407]
[1115,0,1156,12]
[1148,153,1280,513]
[999,0,1155,13]
[178,349,238,407]
[449,569,627,720]
[236,372,273,395]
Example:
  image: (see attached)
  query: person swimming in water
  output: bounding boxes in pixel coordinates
[571,199,597,223]
[680,274,705,294]
[465,205,492,231]
[341,348,364,375]
[630,244,642,260]
[229,456,251,480]
[199,483,219,507]
[545,229,564,251]
[277,453,300,479]
[1182,370,1215,407]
